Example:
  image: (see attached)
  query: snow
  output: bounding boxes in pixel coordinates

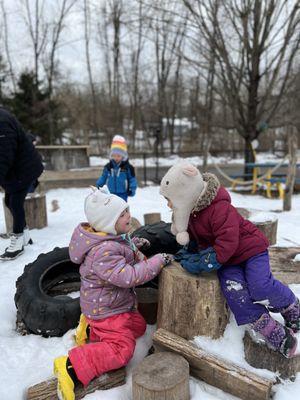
[294,254,300,262]
[90,152,283,168]
[1,186,300,399]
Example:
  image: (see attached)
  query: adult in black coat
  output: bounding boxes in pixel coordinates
[0,107,44,260]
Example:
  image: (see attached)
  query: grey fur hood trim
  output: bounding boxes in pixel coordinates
[192,173,220,212]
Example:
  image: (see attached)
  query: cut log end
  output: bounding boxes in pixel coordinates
[132,352,189,400]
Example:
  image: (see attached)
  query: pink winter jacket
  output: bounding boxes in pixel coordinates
[69,223,165,320]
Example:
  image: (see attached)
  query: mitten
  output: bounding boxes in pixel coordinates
[161,253,174,266]
[134,237,151,250]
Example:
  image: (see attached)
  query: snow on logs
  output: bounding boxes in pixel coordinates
[244,331,300,380]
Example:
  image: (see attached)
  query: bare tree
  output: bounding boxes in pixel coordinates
[43,0,77,142]
[83,0,98,134]
[183,0,300,170]
[21,0,49,85]
[1,0,17,92]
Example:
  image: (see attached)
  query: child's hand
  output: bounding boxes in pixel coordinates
[134,237,151,250]
[161,253,174,265]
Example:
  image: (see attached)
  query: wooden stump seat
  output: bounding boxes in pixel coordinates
[132,352,190,400]
[144,212,161,225]
[244,331,300,380]
[3,193,48,233]
[157,262,229,339]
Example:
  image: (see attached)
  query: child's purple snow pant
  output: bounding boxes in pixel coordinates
[217,250,296,325]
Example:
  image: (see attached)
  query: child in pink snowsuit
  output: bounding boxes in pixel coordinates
[53,187,172,400]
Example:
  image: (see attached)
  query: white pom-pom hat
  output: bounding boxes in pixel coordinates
[160,160,206,245]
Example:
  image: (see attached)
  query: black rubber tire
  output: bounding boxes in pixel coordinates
[14,247,81,337]
[131,221,181,257]
[14,222,180,337]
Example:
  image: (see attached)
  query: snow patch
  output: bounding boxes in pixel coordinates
[226,280,243,291]
[293,254,300,262]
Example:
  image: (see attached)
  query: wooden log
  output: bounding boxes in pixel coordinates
[244,331,300,380]
[130,217,142,233]
[157,262,229,339]
[132,352,189,400]
[255,219,278,246]
[269,246,300,284]
[3,193,48,233]
[27,368,126,400]
[153,328,274,400]
[136,287,158,325]
[144,213,161,225]
[236,207,277,245]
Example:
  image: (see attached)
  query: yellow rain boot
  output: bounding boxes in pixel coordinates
[53,356,76,400]
[75,314,90,346]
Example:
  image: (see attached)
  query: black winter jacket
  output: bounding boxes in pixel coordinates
[0,108,44,193]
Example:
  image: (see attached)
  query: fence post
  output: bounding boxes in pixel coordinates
[143,153,147,186]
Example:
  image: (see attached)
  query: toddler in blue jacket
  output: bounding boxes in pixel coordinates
[96,135,137,202]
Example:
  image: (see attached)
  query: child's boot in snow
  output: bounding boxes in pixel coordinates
[54,356,78,400]
[75,314,90,346]
[281,298,300,333]
[251,313,297,358]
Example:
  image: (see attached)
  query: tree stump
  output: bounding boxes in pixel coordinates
[244,331,300,380]
[3,193,48,233]
[132,352,190,400]
[255,219,278,246]
[157,262,229,339]
[144,213,161,225]
[130,217,142,233]
[269,246,300,285]
[236,207,278,245]
[136,287,158,325]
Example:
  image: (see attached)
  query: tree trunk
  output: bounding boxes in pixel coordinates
[283,130,298,211]
[157,262,229,339]
[132,352,189,400]
[244,136,255,177]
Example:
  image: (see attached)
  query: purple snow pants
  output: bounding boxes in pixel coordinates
[217,250,296,325]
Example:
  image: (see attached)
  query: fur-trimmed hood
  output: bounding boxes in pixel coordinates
[192,173,220,212]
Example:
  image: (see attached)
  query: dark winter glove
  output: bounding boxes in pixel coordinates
[134,237,151,250]
[160,253,174,266]
[128,189,136,197]
[174,247,222,275]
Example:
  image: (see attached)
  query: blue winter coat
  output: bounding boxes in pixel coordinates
[96,160,137,201]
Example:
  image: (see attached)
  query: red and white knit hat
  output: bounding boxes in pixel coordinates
[110,135,128,160]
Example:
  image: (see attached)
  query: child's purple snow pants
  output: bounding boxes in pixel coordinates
[217,250,296,325]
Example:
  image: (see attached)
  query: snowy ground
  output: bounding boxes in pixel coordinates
[90,152,283,168]
[0,186,300,399]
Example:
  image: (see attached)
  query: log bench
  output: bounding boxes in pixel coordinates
[26,367,125,400]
